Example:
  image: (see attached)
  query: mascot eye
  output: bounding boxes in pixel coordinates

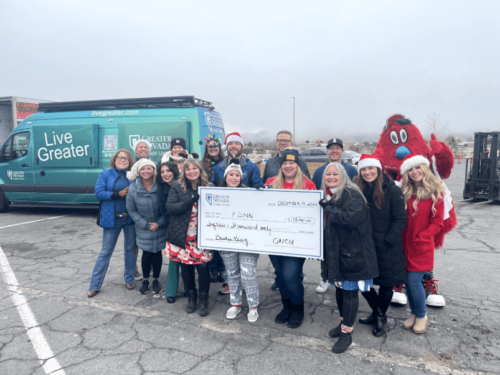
[390,131,399,145]
[399,129,408,143]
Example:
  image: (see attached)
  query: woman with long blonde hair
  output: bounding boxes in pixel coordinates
[264,149,316,329]
[398,155,445,335]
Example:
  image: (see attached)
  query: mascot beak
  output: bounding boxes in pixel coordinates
[395,145,411,160]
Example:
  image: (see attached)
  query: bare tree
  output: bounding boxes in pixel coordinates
[425,112,448,139]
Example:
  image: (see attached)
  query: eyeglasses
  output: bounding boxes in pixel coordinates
[276,139,292,143]
[116,156,129,161]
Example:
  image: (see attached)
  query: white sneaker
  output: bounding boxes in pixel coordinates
[247,309,259,323]
[391,291,408,305]
[316,280,329,293]
[426,294,446,307]
[226,306,241,319]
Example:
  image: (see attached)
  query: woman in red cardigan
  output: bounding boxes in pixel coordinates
[398,155,445,334]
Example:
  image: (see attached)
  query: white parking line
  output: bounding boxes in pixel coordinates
[0,215,71,230]
[0,246,66,375]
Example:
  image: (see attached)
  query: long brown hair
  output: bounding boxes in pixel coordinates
[201,145,225,172]
[110,149,134,169]
[178,159,210,191]
[354,168,385,210]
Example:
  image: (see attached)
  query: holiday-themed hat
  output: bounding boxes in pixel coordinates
[224,158,243,178]
[222,132,244,151]
[395,154,431,184]
[357,149,384,170]
[133,139,152,154]
[280,149,300,165]
[204,133,221,148]
[126,158,157,181]
[171,137,186,151]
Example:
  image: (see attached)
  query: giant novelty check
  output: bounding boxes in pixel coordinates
[197,187,324,259]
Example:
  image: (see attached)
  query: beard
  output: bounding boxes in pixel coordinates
[229,148,243,158]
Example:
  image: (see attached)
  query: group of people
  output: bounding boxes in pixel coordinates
[88,128,447,354]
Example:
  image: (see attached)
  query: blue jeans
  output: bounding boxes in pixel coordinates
[269,255,305,305]
[208,251,227,278]
[406,271,426,318]
[89,217,136,291]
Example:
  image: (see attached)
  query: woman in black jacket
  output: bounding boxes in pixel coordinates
[354,153,407,337]
[165,159,213,316]
[319,162,378,354]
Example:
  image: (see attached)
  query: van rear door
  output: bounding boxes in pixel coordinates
[0,131,34,202]
[32,123,99,203]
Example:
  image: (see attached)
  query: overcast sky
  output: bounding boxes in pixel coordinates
[1,0,499,140]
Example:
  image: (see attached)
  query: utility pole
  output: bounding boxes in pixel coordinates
[292,97,295,144]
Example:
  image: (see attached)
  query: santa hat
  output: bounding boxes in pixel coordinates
[133,139,152,153]
[224,158,243,178]
[357,149,384,170]
[395,154,431,185]
[222,132,244,151]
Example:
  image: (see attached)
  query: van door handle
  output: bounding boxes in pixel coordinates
[21,164,29,168]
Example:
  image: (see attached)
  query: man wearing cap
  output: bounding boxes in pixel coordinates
[312,138,358,189]
[133,140,152,163]
[263,130,310,183]
[211,132,264,188]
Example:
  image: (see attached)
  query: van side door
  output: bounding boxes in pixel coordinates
[0,131,34,202]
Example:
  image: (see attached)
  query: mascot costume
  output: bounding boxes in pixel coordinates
[374,114,457,307]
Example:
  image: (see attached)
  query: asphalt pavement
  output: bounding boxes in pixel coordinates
[0,161,499,375]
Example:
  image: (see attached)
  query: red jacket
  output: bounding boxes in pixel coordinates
[401,195,445,272]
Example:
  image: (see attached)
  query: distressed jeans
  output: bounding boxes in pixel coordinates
[89,217,136,291]
[220,251,260,308]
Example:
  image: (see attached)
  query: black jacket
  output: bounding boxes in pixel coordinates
[322,188,379,282]
[158,180,175,234]
[165,181,199,248]
[363,175,407,286]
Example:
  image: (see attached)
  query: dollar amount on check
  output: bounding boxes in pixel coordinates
[197,187,324,259]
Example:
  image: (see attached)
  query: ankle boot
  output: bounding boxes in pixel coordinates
[372,308,387,337]
[412,315,428,334]
[358,312,377,325]
[287,303,304,329]
[328,323,342,338]
[198,292,209,317]
[186,289,197,314]
[332,332,352,353]
[402,314,416,330]
[275,299,291,324]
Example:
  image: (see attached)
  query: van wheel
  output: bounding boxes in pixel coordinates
[0,190,9,213]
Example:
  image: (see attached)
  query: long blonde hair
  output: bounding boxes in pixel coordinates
[401,163,445,215]
[271,164,311,189]
[178,159,210,191]
[321,162,367,205]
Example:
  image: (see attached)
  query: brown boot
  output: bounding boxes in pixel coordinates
[413,315,428,334]
[402,314,416,330]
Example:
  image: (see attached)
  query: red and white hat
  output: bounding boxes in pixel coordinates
[222,132,244,151]
[357,149,384,170]
[399,154,430,177]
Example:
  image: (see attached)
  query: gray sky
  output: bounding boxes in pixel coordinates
[1,0,499,140]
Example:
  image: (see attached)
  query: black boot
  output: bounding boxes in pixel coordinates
[275,299,292,324]
[287,303,304,329]
[328,323,342,338]
[198,292,209,317]
[372,308,387,337]
[358,312,377,325]
[186,289,197,314]
[332,332,352,353]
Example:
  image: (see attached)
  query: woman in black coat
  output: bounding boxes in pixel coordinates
[319,162,378,354]
[354,153,407,337]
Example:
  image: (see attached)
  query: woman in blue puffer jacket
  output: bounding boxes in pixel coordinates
[126,159,168,295]
[89,149,136,298]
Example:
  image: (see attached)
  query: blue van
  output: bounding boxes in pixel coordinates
[0,96,225,211]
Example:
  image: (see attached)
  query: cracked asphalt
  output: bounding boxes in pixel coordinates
[0,162,499,375]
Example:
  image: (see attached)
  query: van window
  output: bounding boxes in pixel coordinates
[0,132,30,162]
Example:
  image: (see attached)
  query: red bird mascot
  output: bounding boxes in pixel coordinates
[374,114,457,307]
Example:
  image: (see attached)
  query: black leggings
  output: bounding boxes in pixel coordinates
[361,285,394,314]
[141,251,162,279]
[335,287,359,328]
[180,262,210,294]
